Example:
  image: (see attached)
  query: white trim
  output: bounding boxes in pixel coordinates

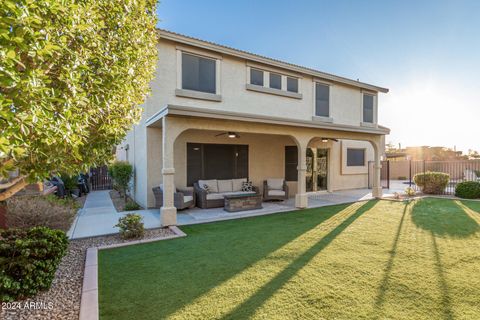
[246,84,303,99]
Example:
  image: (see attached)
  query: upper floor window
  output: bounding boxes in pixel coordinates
[287,77,298,93]
[182,52,216,94]
[346,148,365,166]
[269,73,282,90]
[250,69,264,86]
[315,83,330,117]
[363,94,374,123]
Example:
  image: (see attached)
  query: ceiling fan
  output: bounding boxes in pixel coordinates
[215,131,240,139]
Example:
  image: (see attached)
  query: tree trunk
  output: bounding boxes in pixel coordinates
[0,201,7,229]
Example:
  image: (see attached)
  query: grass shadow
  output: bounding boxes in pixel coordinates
[220,200,377,320]
[98,201,377,319]
[411,198,480,238]
[373,201,409,318]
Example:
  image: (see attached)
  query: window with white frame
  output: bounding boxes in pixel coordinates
[315,82,330,117]
[250,68,264,86]
[287,77,298,93]
[181,52,216,94]
[363,94,374,123]
[346,148,365,166]
[269,72,282,90]
[247,66,301,97]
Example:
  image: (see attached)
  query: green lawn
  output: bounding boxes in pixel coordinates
[98,198,480,319]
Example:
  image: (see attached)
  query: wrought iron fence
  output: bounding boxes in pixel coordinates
[90,166,112,190]
[400,160,480,195]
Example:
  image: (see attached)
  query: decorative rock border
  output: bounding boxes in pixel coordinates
[79,226,187,320]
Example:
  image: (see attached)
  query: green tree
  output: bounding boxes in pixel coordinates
[0,0,158,200]
[109,161,133,202]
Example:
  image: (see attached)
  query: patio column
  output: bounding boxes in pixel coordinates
[161,117,177,226]
[295,140,309,208]
[372,142,383,198]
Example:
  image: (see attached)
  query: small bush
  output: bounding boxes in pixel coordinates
[6,195,78,231]
[109,161,133,201]
[124,201,141,211]
[413,172,450,194]
[455,181,480,199]
[475,170,480,177]
[404,187,416,197]
[397,176,407,180]
[0,227,69,301]
[60,173,78,193]
[115,213,144,239]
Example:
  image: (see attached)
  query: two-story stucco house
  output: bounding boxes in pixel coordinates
[116,29,390,226]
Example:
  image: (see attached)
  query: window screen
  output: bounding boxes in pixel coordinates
[347,148,365,166]
[315,83,330,117]
[363,94,374,123]
[285,146,298,181]
[250,69,264,86]
[269,73,282,90]
[287,77,298,93]
[182,53,216,94]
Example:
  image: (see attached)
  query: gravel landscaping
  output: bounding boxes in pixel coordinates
[1,227,175,320]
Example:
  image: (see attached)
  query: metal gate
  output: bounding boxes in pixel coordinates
[90,166,112,190]
[368,160,390,189]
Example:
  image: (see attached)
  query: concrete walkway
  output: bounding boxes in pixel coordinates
[68,188,397,239]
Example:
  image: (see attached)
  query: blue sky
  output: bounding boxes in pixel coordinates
[157,0,479,153]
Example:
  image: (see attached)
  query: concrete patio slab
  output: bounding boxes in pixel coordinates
[70,188,399,239]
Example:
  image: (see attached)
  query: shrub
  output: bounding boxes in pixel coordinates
[455,181,480,199]
[124,201,141,211]
[405,187,416,197]
[115,213,144,239]
[6,195,78,231]
[60,173,78,193]
[475,170,480,177]
[109,161,133,201]
[413,172,450,194]
[0,227,69,301]
[398,176,407,180]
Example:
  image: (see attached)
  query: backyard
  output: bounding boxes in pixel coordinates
[99,198,480,319]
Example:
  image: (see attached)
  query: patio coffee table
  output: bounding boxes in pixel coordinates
[223,193,263,212]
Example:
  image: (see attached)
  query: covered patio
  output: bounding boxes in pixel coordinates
[146,105,389,226]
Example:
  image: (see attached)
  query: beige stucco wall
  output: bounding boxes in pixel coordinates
[142,40,378,127]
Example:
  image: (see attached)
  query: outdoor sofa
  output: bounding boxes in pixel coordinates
[194,178,258,208]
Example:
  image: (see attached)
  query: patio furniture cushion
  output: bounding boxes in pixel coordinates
[183,195,194,203]
[267,178,284,190]
[268,190,286,196]
[218,179,233,193]
[198,179,218,193]
[242,181,253,191]
[232,178,247,192]
[206,193,225,200]
[223,191,256,197]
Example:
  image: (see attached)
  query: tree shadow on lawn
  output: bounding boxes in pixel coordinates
[411,198,480,238]
[220,200,377,320]
[99,200,377,319]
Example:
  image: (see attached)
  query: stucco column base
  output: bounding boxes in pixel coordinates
[161,206,177,226]
[372,187,383,198]
[295,193,308,209]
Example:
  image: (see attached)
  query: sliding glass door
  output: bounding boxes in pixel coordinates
[306,148,328,192]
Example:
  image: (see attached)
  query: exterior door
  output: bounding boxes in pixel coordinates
[306,148,328,192]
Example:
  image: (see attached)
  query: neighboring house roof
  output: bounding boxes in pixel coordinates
[157,29,389,94]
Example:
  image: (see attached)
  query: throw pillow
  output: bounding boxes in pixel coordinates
[202,184,210,193]
[241,181,253,192]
